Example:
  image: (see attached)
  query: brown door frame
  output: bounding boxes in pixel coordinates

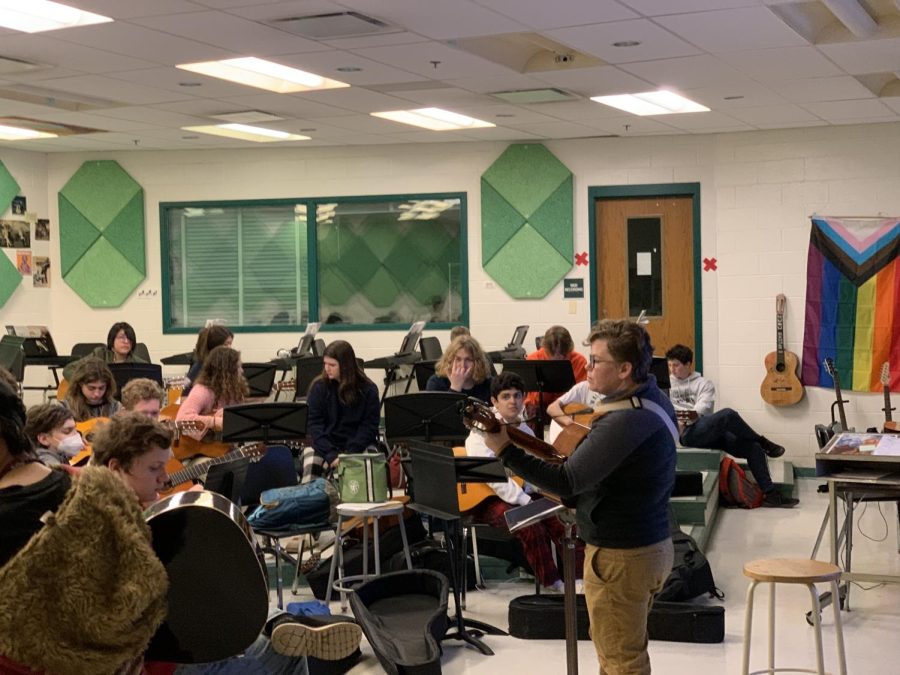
[588,183,703,370]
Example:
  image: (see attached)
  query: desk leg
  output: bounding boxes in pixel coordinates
[829,482,838,567]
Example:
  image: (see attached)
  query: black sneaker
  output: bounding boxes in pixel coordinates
[759,436,785,458]
[762,491,799,508]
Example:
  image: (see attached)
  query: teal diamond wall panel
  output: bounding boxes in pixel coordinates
[58,161,145,307]
[0,160,20,215]
[0,253,21,307]
[482,144,573,299]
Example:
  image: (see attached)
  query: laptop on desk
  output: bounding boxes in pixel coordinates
[5,325,58,358]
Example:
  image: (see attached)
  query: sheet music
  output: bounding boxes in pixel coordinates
[504,497,566,533]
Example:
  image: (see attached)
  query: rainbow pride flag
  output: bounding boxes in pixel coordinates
[801,216,900,392]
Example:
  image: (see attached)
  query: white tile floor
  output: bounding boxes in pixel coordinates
[286,479,900,674]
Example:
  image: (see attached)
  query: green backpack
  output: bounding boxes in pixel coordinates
[336,452,389,503]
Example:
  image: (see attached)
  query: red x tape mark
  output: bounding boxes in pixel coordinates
[575,252,589,266]
[703,257,717,271]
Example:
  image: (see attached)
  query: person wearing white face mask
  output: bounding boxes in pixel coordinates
[24,404,84,466]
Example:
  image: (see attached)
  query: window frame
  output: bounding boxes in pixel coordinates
[160,192,469,334]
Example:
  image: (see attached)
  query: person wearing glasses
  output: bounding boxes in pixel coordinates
[62,321,146,381]
[481,320,677,675]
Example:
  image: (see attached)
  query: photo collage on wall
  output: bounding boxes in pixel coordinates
[1,194,51,288]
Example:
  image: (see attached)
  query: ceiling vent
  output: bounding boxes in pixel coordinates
[210,110,284,123]
[269,12,398,39]
[491,88,578,104]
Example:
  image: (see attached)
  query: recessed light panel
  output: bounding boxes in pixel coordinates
[371,108,495,131]
[0,0,112,33]
[0,124,57,140]
[182,124,310,143]
[591,91,709,116]
[176,58,349,93]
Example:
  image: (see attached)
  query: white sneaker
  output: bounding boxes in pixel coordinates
[547,579,565,593]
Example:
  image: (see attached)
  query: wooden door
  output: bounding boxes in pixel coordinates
[594,196,695,354]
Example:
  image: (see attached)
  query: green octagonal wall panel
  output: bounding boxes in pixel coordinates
[59,161,145,308]
[481,144,573,299]
[0,160,20,215]
[0,253,21,307]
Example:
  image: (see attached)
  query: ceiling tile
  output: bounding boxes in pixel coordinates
[884,97,900,115]
[445,73,548,94]
[770,76,876,103]
[578,115,681,135]
[91,106,210,126]
[436,103,561,125]
[103,67,265,98]
[271,50,422,85]
[386,87,498,107]
[547,19,702,63]
[0,34,158,73]
[621,55,748,90]
[682,80,787,108]
[218,92,359,118]
[657,111,753,132]
[718,46,844,81]
[297,87,421,113]
[500,119,608,139]
[801,99,897,122]
[31,75,191,106]
[294,113,403,133]
[618,0,763,15]
[68,0,203,18]
[727,104,824,125]
[656,7,809,52]
[531,65,655,97]
[320,33,429,49]
[817,38,900,75]
[520,100,630,121]
[350,41,517,79]
[474,0,638,29]
[132,11,328,55]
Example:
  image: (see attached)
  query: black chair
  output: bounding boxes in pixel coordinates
[312,338,326,357]
[418,336,442,361]
[70,342,105,358]
[134,342,151,362]
[413,361,437,391]
[0,335,25,384]
[291,357,324,402]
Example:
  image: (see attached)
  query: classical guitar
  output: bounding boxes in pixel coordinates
[160,442,268,497]
[881,362,898,433]
[451,446,525,512]
[760,293,804,406]
[460,398,568,463]
[70,419,205,467]
[823,358,850,433]
[144,490,269,663]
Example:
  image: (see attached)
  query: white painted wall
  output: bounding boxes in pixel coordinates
[3,120,900,466]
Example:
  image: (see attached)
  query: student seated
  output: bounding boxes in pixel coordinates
[62,321,147,380]
[425,334,493,402]
[176,346,247,436]
[24,403,83,466]
[121,377,165,419]
[523,325,588,427]
[301,340,379,483]
[666,344,797,508]
[183,323,234,397]
[63,356,121,422]
[0,378,73,567]
[464,371,583,591]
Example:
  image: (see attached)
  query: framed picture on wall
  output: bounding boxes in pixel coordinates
[35,219,49,241]
[33,256,50,288]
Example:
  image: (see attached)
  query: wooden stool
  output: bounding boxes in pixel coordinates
[325,501,413,611]
[742,558,847,675]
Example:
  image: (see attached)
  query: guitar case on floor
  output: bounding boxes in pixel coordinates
[349,569,448,675]
[507,594,724,644]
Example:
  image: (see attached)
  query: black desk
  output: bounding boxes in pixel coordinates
[24,354,77,391]
[160,352,193,366]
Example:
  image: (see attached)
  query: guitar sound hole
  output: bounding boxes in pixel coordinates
[776,364,785,372]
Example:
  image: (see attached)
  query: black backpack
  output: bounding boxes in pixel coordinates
[656,532,723,602]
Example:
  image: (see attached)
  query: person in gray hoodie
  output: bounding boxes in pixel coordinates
[665,344,798,508]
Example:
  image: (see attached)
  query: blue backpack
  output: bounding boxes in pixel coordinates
[247,478,336,532]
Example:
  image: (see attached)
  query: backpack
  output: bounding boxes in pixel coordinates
[247,478,336,532]
[656,531,722,602]
[718,457,764,509]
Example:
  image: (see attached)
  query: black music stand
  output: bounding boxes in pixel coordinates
[383,392,469,446]
[406,440,507,655]
[500,359,576,430]
[108,362,164,400]
[222,402,308,445]
[650,356,670,392]
[241,363,278,398]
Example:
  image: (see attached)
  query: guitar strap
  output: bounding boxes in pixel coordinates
[592,396,680,445]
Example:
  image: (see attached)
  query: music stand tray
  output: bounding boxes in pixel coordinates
[241,363,278,398]
[500,359,576,429]
[222,402,308,445]
[383,392,469,446]
[108,363,164,399]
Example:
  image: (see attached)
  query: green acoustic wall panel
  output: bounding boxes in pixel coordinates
[0,253,21,307]
[0,160,20,214]
[481,144,573,299]
[363,267,400,307]
[58,161,145,307]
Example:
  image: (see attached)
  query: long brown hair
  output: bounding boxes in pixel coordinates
[195,346,248,406]
[65,357,117,421]
[193,324,233,364]
[435,335,491,383]
[310,340,372,406]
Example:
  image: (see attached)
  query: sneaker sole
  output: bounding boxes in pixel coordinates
[271,621,362,660]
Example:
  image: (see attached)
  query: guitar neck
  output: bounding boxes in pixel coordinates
[775,314,785,369]
[833,376,848,430]
[167,446,243,486]
[885,385,894,423]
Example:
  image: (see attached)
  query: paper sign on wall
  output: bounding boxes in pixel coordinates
[636,252,652,276]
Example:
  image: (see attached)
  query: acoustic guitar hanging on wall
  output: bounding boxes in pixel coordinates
[760,293,804,406]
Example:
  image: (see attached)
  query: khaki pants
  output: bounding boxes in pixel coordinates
[583,538,674,675]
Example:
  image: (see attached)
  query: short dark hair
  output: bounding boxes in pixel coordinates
[490,371,526,398]
[588,320,654,383]
[90,412,173,471]
[106,322,137,353]
[665,344,693,365]
[25,403,74,446]
[0,380,30,457]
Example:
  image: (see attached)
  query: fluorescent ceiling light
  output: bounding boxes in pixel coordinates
[0,124,57,140]
[371,108,495,131]
[181,124,310,143]
[590,91,709,116]
[0,0,112,33]
[176,57,349,93]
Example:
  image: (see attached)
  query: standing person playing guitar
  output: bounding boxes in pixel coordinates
[480,320,676,675]
[666,344,798,508]
[464,371,584,592]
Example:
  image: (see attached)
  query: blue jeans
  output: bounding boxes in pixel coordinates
[172,634,308,675]
[681,408,774,493]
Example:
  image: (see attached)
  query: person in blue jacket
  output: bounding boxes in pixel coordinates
[300,340,380,483]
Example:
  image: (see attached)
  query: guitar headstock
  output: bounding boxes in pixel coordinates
[881,362,891,386]
[459,398,499,433]
[675,410,699,424]
[275,380,297,392]
[775,293,786,317]
[823,357,835,377]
